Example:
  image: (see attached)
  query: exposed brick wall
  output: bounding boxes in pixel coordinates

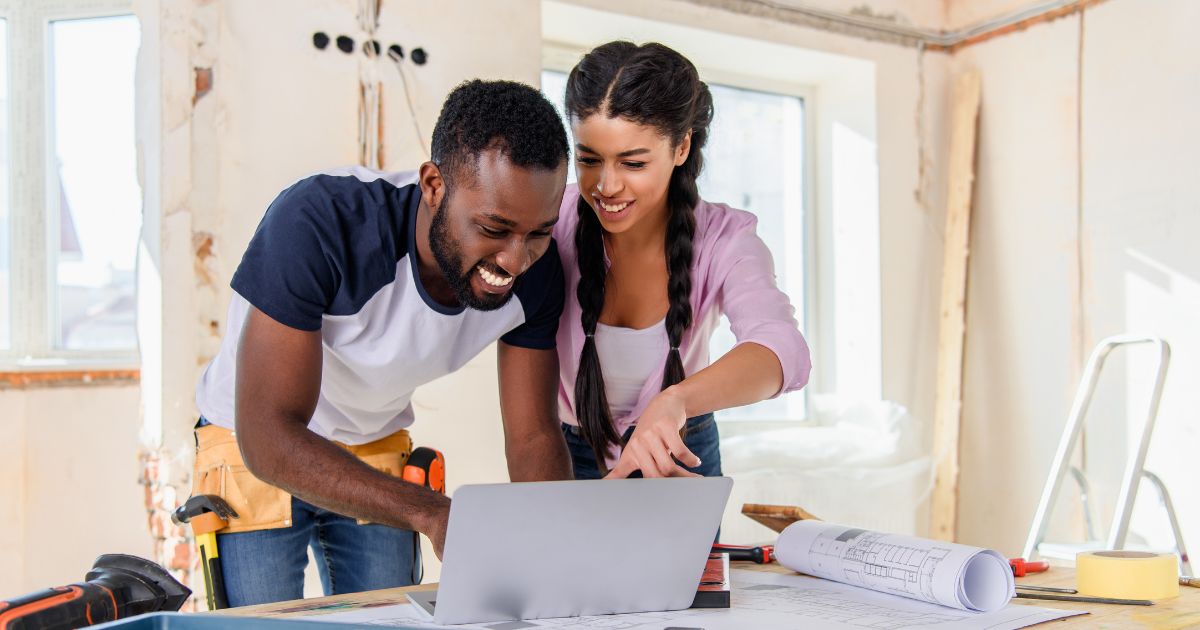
[140,449,199,612]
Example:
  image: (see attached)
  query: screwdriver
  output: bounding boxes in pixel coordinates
[711,543,774,564]
[1009,557,1049,577]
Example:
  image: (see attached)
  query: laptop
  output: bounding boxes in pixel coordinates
[408,477,732,625]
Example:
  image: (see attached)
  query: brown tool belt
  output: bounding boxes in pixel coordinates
[191,423,413,533]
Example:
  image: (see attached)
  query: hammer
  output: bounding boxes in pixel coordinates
[172,495,238,610]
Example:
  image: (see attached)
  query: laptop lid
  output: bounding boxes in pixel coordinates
[432,477,732,625]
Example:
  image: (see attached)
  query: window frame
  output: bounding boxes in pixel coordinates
[542,42,821,423]
[0,0,139,370]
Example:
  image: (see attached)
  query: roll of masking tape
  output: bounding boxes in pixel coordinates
[1077,551,1179,600]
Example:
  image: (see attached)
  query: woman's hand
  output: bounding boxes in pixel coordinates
[605,388,702,478]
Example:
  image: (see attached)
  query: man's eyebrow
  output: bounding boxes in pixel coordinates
[480,213,516,227]
[480,213,558,230]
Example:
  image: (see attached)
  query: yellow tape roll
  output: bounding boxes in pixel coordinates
[1077,551,1179,600]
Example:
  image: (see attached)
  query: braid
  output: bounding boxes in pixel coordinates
[661,199,695,391]
[660,75,710,436]
[574,196,623,471]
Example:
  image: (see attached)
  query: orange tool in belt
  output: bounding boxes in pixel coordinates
[403,447,446,494]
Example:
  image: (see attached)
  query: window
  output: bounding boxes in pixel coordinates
[541,69,811,422]
[2,2,140,367]
[0,18,8,351]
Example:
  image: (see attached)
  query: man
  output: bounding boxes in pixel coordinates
[191,80,572,607]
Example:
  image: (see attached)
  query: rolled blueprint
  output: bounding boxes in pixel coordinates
[775,520,1015,612]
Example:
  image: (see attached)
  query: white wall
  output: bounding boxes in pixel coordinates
[1078,0,1200,556]
[0,390,28,595]
[0,385,150,595]
[953,0,1200,556]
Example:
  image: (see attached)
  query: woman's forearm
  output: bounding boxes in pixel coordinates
[666,342,784,418]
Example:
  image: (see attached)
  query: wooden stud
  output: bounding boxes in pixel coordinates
[931,70,982,542]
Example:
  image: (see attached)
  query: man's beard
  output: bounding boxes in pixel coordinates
[429,201,515,312]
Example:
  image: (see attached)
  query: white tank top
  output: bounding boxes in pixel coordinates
[593,318,668,419]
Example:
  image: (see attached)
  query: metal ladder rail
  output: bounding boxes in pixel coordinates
[1022,336,1172,562]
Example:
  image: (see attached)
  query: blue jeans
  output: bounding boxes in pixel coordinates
[217,496,420,607]
[562,413,723,480]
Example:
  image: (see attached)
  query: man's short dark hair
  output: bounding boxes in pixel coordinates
[431,79,569,188]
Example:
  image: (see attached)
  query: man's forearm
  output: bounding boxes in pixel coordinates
[240,420,449,534]
[506,427,572,481]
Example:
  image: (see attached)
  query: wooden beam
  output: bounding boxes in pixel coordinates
[0,369,140,389]
[931,70,982,542]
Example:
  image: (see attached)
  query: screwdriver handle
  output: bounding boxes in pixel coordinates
[711,543,774,564]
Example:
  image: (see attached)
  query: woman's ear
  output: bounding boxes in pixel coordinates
[674,131,693,166]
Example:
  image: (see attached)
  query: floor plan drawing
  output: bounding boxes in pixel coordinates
[808,526,953,602]
[776,520,1017,611]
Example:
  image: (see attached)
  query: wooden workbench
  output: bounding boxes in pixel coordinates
[218,561,1200,628]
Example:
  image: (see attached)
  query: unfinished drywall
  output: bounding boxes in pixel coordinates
[954,0,1200,556]
[1,385,149,594]
[0,391,27,596]
[1076,0,1200,558]
[953,14,1082,554]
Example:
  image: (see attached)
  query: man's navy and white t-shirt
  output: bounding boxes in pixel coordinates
[195,167,564,445]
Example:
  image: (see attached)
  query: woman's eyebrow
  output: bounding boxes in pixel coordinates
[575,144,651,158]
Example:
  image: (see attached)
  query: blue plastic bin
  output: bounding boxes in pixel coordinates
[90,612,427,629]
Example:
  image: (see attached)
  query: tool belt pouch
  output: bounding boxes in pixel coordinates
[191,424,414,533]
[193,425,293,533]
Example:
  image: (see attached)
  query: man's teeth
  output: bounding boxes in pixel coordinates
[478,266,513,287]
[599,200,630,213]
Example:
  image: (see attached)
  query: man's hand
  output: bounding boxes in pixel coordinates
[419,501,451,560]
[605,387,701,479]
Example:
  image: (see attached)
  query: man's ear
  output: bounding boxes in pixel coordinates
[674,130,693,166]
[419,161,445,210]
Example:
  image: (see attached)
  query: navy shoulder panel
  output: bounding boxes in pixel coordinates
[231,173,418,330]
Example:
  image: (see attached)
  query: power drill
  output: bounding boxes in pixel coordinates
[0,554,189,630]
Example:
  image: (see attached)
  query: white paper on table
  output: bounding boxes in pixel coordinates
[776,520,1017,611]
[299,570,1084,629]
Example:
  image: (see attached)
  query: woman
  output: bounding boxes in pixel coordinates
[555,41,811,480]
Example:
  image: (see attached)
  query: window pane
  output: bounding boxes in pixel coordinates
[0,19,9,350]
[540,70,575,185]
[48,15,141,351]
[700,85,806,421]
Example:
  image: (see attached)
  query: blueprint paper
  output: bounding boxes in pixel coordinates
[301,570,1082,629]
[776,520,1016,611]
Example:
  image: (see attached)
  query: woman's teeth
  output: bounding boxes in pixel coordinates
[478,265,513,287]
[599,200,630,213]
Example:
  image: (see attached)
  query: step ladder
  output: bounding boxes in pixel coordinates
[1022,335,1190,574]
